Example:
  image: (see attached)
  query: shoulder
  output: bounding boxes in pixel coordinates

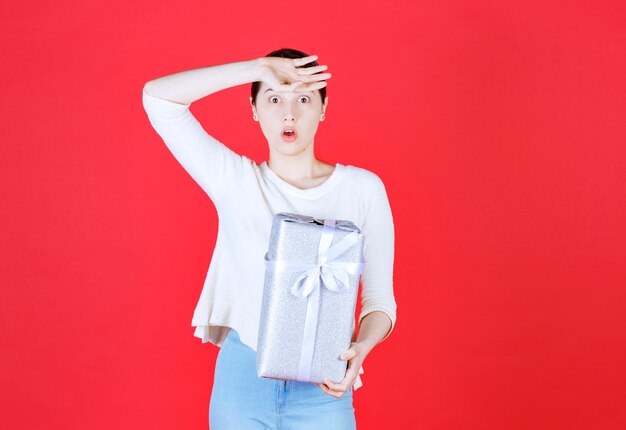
[341,164,388,194]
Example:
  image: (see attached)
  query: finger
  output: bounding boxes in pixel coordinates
[323,379,349,395]
[320,382,345,398]
[317,382,337,397]
[340,348,357,360]
[338,365,359,388]
[272,81,303,92]
[294,81,328,93]
[297,72,332,83]
[296,65,328,76]
[317,384,335,395]
[289,81,304,91]
[292,73,327,87]
[294,55,319,67]
[324,379,348,392]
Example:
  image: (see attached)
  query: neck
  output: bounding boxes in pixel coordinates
[267,146,322,181]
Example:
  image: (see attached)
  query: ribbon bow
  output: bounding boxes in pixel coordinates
[264,217,365,381]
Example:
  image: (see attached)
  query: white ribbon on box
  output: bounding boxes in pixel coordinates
[264,217,366,382]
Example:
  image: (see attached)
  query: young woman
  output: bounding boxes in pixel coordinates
[142,48,397,429]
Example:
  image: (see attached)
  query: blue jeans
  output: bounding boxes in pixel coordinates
[209,328,356,429]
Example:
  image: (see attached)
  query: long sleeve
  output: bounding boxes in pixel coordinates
[358,173,397,342]
[141,87,247,202]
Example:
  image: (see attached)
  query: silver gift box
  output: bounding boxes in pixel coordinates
[256,212,365,384]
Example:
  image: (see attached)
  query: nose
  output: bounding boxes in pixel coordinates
[283,104,296,123]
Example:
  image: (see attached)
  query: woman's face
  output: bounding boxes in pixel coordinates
[250,81,328,156]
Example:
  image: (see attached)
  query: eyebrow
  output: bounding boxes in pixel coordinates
[264,88,315,95]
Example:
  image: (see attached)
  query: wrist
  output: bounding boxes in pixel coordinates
[252,57,269,80]
[356,338,377,355]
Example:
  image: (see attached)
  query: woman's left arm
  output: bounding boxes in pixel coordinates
[317,172,397,397]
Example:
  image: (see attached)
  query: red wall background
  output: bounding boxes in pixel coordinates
[1,1,625,428]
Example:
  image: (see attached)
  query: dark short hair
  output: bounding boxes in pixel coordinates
[250,48,327,106]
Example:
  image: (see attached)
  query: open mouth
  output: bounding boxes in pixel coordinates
[281,127,297,142]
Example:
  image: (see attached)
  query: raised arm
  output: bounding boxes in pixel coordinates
[142,56,330,202]
[142,59,269,202]
[143,59,265,105]
[143,55,329,103]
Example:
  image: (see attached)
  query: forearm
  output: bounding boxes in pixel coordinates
[356,311,393,354]
[143,58,267,105]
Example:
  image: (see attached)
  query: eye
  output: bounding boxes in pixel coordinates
[298,96,310,103]
[269,96,280,103]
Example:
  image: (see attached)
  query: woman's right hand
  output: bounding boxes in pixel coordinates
[258,55,332,93]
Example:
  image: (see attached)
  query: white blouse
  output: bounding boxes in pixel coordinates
[142,88,397,390]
